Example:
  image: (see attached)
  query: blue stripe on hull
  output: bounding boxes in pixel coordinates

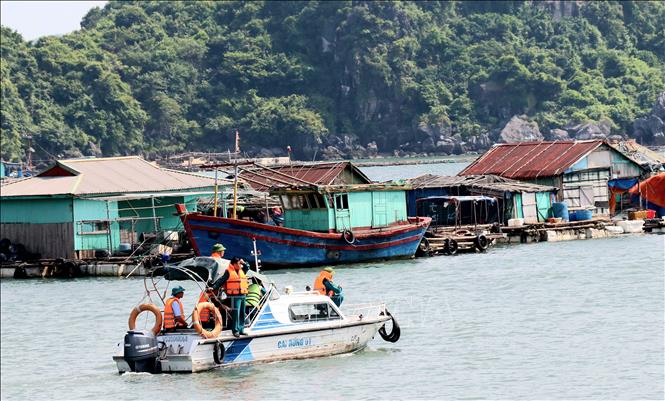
[188,219,427,267]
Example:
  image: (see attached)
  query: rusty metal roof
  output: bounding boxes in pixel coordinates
[406,174,558,193]
[459,140,604,179]
[1,156,229,198]
[238,162,371,192]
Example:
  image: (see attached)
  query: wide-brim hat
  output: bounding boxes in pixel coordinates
[171,285,186,296]
[212,243,226,252]
[323,267,335,274]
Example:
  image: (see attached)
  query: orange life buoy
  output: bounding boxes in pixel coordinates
[128,303,162,336]
[192,302,223,339]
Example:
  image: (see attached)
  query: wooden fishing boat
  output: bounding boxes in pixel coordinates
[177,184,431,267]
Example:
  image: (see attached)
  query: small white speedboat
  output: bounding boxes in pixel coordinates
[113,257,400,373]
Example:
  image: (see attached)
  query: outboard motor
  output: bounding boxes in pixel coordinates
[123,330,161,373]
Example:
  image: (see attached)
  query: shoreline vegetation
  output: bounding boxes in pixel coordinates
[2,1,664,164]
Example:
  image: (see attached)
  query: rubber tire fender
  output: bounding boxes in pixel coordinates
[128,303,162,336]
[474,234,489,251]
[378,310,401,343]
[213,341,225,364]
[446,239,458,255]
[192,302,223,339]
[342,229,355,245]
[417,237,431,256]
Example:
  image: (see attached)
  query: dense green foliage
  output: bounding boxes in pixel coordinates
[2,1,664,162]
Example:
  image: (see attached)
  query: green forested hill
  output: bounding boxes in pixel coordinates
[2,1,664,162]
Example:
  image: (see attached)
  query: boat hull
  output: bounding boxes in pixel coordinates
[114,319,386,373]
[182,214,430,267]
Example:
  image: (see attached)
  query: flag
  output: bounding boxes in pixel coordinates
[235,129,240,153]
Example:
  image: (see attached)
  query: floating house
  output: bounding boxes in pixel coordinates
[0,156,230,259]
[179,183,430,267]
[405,174,558,224]
[458,140,645,215]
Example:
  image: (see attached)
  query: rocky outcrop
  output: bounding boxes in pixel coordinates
[633,92,665,145]
[569,118,612,140]
[499,115,543,143]
[548,128,570,141]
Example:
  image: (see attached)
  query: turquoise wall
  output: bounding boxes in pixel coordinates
[284,209,331,231]
[0,198,73,223]
[73,199,120,251]
[346,190,407,228]
[118,195,199,236]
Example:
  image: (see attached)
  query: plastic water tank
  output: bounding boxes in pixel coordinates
[576,210,593,221]
[552,202,569,221]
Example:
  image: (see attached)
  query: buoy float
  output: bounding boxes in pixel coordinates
[128,303,162,336]
[192,302,223,339]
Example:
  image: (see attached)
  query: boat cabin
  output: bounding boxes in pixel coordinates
[271,184,410,233]
[416,196,500,228]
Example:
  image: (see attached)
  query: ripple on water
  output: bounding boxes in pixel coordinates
[1,234,663,400]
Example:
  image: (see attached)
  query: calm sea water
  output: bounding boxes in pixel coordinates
[1,164,663,400]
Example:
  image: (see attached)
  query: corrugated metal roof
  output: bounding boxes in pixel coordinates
[238,162,371,192]
[459,140,604,178]
[1,156,230,198]
[406,174,557,193]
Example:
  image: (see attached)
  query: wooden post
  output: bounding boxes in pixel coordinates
[213,168,219,217]
[232,163,239,219]
[106,200,112,254]
[151,196,158,232]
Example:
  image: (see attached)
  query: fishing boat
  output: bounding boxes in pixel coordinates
[113,257,400,373]
[177,184,431,267]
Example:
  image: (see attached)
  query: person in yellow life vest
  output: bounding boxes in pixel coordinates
[211,257,249,337]
[210,243,226,259]
[196,288,217,329]
[163,286,187,332]
[244,278,266,320]
[314,267,344,306]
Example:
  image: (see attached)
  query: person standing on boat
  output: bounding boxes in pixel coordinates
[164,286,187,332]
[314,267,344,307]
[210,243,226,259]
[245,278,266,320]
[211,257,249,337]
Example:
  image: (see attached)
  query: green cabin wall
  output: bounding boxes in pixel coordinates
[344,191,407,228]
[284,209,332,231]
[118,195,199,237]
[281,190,408,232]
[73,199,120,251]
[0,198,74,223]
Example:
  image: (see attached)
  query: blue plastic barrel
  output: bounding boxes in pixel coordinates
[576,209,593,221]
[569,211,577,221]
[552,202,569,221]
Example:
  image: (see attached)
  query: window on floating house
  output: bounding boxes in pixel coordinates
[78,221,109,235]
[334,194,349,210]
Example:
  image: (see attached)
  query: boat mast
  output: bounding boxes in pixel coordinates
[232,128,240,219]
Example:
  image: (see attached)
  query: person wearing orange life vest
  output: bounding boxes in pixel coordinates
[314,267,344,306]
[211,257,250,337]
[210,243,226,259]
[163,286,187,332]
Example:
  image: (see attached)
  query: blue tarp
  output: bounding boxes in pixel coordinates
[608,178,639,191]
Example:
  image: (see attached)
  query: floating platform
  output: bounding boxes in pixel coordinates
[0,253,194,279]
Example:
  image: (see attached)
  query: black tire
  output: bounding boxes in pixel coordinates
[342,229,355,245]
[0,238,10,253]
[441,239,451,255]
[474,234,489,252]
[213,341,225,364]
[417,238,431,256]
[446,239,458,255]
[378,310,401,343]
